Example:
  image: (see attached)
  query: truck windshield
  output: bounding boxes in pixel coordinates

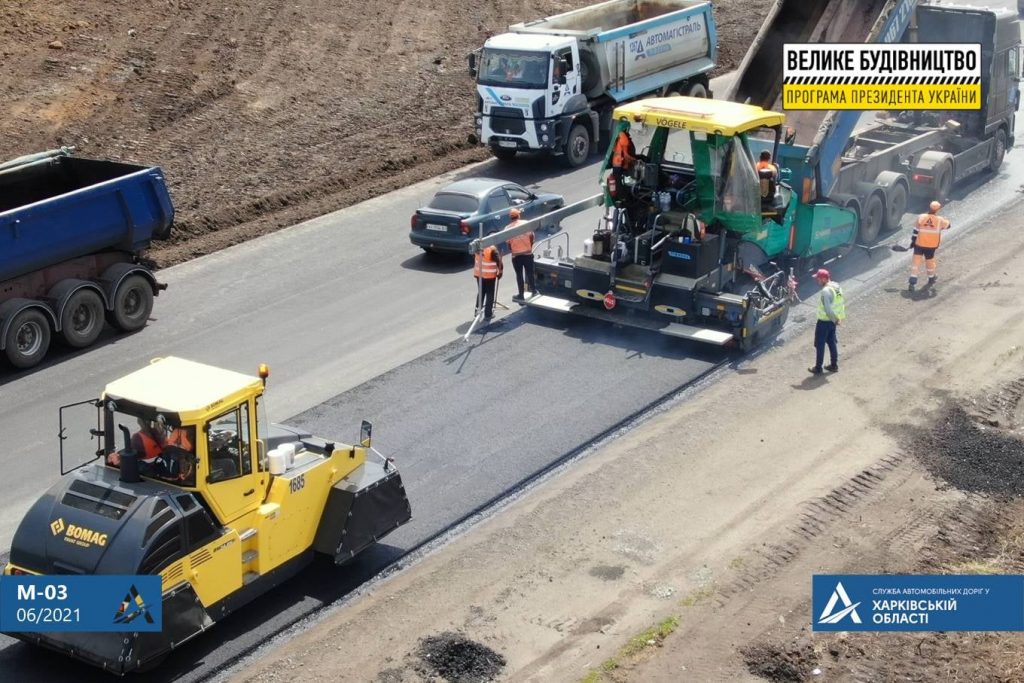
[478,49,549,89]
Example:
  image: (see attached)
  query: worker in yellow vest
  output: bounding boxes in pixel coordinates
[809,268,845,375]
[505,207,536,303]
[908,201,951,292]
[473,243,503,321]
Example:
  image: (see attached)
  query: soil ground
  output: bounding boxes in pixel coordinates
[228,201,1024,682]
[1,0,770,268]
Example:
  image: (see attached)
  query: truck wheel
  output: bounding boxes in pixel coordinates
[685,82,708,98]
[882,183,907,233]
[563,124,590,168]
[5,309,50,369]
[989,129,1007,172]
[491,147,517,161]
[580,51,601,95]
[60,288,105,348]
[858,193,884,243]
[934,163,952,203]
[109,275,154,332]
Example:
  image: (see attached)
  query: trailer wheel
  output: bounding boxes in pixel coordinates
[882,182,907,233]
[857,193,885,243]
[989,129,1007,172]
[562,124,590,168]
[109,275,154,332]
[491,147,517,161]
[60,288,105,348]
[5,308,51,369]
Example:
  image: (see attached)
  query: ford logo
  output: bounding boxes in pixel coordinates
[501,95,511,101]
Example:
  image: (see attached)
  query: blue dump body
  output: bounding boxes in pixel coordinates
[0,154,174,283]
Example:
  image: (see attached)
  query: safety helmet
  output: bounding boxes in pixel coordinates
[929,201,941,212]
[814,268,831,280]
[509,208,521,219]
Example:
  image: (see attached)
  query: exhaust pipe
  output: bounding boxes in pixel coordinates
[118,424,141,483]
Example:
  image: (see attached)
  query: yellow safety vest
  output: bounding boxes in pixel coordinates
[817,282,846,321]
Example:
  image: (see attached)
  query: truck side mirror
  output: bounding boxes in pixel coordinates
[360,420,372,448]
[467,52,478,78]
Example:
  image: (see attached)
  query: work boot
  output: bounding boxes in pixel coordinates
[908,278,916,292]
[927,276,937,287]
[825,364,839,373]
[808,366,823,375]
[512,294,525,303]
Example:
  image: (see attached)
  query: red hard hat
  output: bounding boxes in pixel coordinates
[814,268,831,280]
[509,208,521,219]
[929,201,941,212]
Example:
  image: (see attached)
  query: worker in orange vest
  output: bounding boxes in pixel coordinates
[611,129,636,183]
[131,418,166,466]
[908,201,951,292]
[474,242,503,321]
[505,207,536,303]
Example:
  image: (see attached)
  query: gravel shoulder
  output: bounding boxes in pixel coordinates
[226,188,1024,680]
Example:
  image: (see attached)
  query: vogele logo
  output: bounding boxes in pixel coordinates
[50,518,65,536]
[113,584,154,625]
[817,581,863,625]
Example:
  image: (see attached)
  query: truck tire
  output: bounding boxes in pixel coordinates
[108,275,154,332]
[60,288,105,348]
[858,192,884,243]
[934,163,952,204]
[562,124,590,168]
[579,51,601,96]
[882,182,907,233]
[685,82,708,98]
[5,308,51,369]
[491,147,517,161]
[989,129,1007,172]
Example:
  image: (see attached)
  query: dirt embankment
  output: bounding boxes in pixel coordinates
[2,0,770,267]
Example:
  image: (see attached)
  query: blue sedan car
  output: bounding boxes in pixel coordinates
[409,178,564,255]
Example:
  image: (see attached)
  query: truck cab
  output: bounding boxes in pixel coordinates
[472,34,585,162]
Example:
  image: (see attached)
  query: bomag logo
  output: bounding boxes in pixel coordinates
[58,522,109,548]
[50,518,66,536]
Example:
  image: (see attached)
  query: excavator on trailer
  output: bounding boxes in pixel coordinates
[3,356,412,674]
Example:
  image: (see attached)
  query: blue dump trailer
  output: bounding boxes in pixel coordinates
[0,148,174,369]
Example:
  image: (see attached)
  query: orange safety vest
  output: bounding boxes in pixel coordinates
[506,223,535,255]
[611,132,635,169]
[914,213,950,249]
[474,246,501,279]
[167,428,193,451]
[134,431,163,463]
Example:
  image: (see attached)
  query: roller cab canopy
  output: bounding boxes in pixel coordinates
[103,356,263,425]
[612,96,786,136]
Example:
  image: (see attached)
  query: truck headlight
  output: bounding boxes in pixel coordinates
[541,134,549,143]
[540,123,548,132]
[475,116,482,126]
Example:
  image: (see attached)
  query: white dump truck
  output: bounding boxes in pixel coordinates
[468,0,717,167]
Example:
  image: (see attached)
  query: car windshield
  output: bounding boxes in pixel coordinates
[428,192,479,213]
[478,49,549,89]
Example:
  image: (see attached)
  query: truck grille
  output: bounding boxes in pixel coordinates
[490,107,526,135]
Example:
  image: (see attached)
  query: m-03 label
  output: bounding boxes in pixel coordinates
[0,575,162,632]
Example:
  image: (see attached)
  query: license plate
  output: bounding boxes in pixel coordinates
[426,224,447,232]
[497,141,517,149]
